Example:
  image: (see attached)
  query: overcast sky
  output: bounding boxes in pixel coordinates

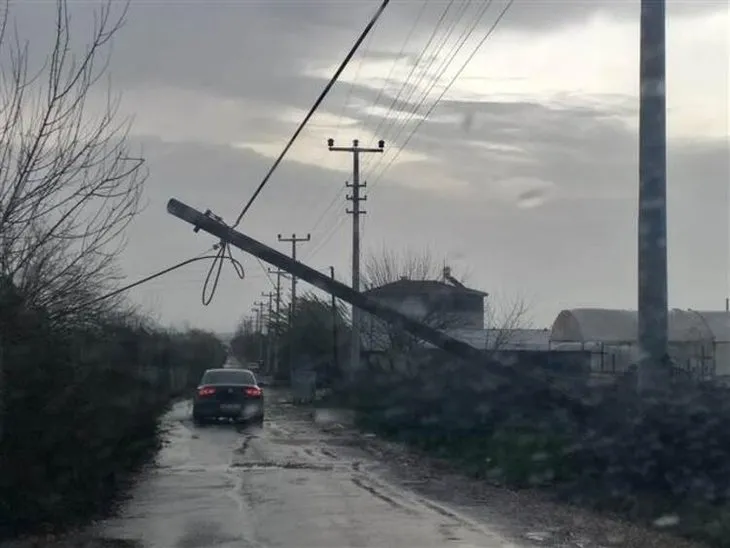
[13,0,730,333]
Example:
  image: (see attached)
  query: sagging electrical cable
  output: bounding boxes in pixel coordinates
[56,248,246,319]
[201,239,245,306]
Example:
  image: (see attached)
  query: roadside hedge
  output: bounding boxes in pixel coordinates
[344,355,730,546]
[0,283,226,539]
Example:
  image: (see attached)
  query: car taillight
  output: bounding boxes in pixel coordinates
[244,386,262,397]
[198,386,215,397]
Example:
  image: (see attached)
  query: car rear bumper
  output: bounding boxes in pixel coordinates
[193,400,264,420]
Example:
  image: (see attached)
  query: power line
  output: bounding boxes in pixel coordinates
[231,0,392,229]
[303,0,434,245]
[358,0,433,140]
[304,2,452,254]
[57,248,245,319]
[369,0,515,189]
[359,0,458,175]
[307,0,514,260]
[366,0,493,182]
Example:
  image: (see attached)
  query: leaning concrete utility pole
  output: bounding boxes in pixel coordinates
[327,138,384,378]
[637,0,668,395]
[167,197,587,407]
[168,198,489,366]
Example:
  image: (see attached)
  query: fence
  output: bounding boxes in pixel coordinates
[558,341,727,384]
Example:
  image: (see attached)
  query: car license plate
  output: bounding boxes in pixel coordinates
[220,403,241,412]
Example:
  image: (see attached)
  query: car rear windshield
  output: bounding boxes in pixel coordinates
[201,370,256,385]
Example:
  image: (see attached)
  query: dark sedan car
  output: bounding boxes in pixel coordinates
[192,368,264,426]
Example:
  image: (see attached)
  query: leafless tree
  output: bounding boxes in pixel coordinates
[483,295,533,353]
[360,247,534,373]
[360,247,479,373]
[362,247,447,290]
[0,0,146,325]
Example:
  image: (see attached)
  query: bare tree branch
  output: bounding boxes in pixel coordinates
[362,246,443,290]
[361,247,479,373]
[484,294,533,352]
[0,0,145,324]
[361,248,532,373]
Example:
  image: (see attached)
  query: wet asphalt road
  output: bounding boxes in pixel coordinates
[10,390,699,548]
[85,391,524,548]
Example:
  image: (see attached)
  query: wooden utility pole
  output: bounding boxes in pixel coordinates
[327,138,384,379]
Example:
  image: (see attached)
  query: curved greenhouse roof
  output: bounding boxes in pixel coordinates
[550,308,730,344]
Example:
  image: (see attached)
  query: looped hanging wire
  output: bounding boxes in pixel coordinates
[201,238,245,306]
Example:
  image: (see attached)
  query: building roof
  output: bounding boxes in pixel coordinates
[364,279,488,298]
[550,308,730,344]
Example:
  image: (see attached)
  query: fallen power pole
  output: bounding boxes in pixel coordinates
[167,198,526,385]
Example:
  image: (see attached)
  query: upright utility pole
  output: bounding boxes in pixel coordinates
[268,268,289,377]
[253,301,266,364]
[327,138,385,378]
[262,291,275,373]
[329,266,339,381]
[637,0,668,395]
[277,234,310,379]
[251,308,260,334]
[277,234,311,316]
